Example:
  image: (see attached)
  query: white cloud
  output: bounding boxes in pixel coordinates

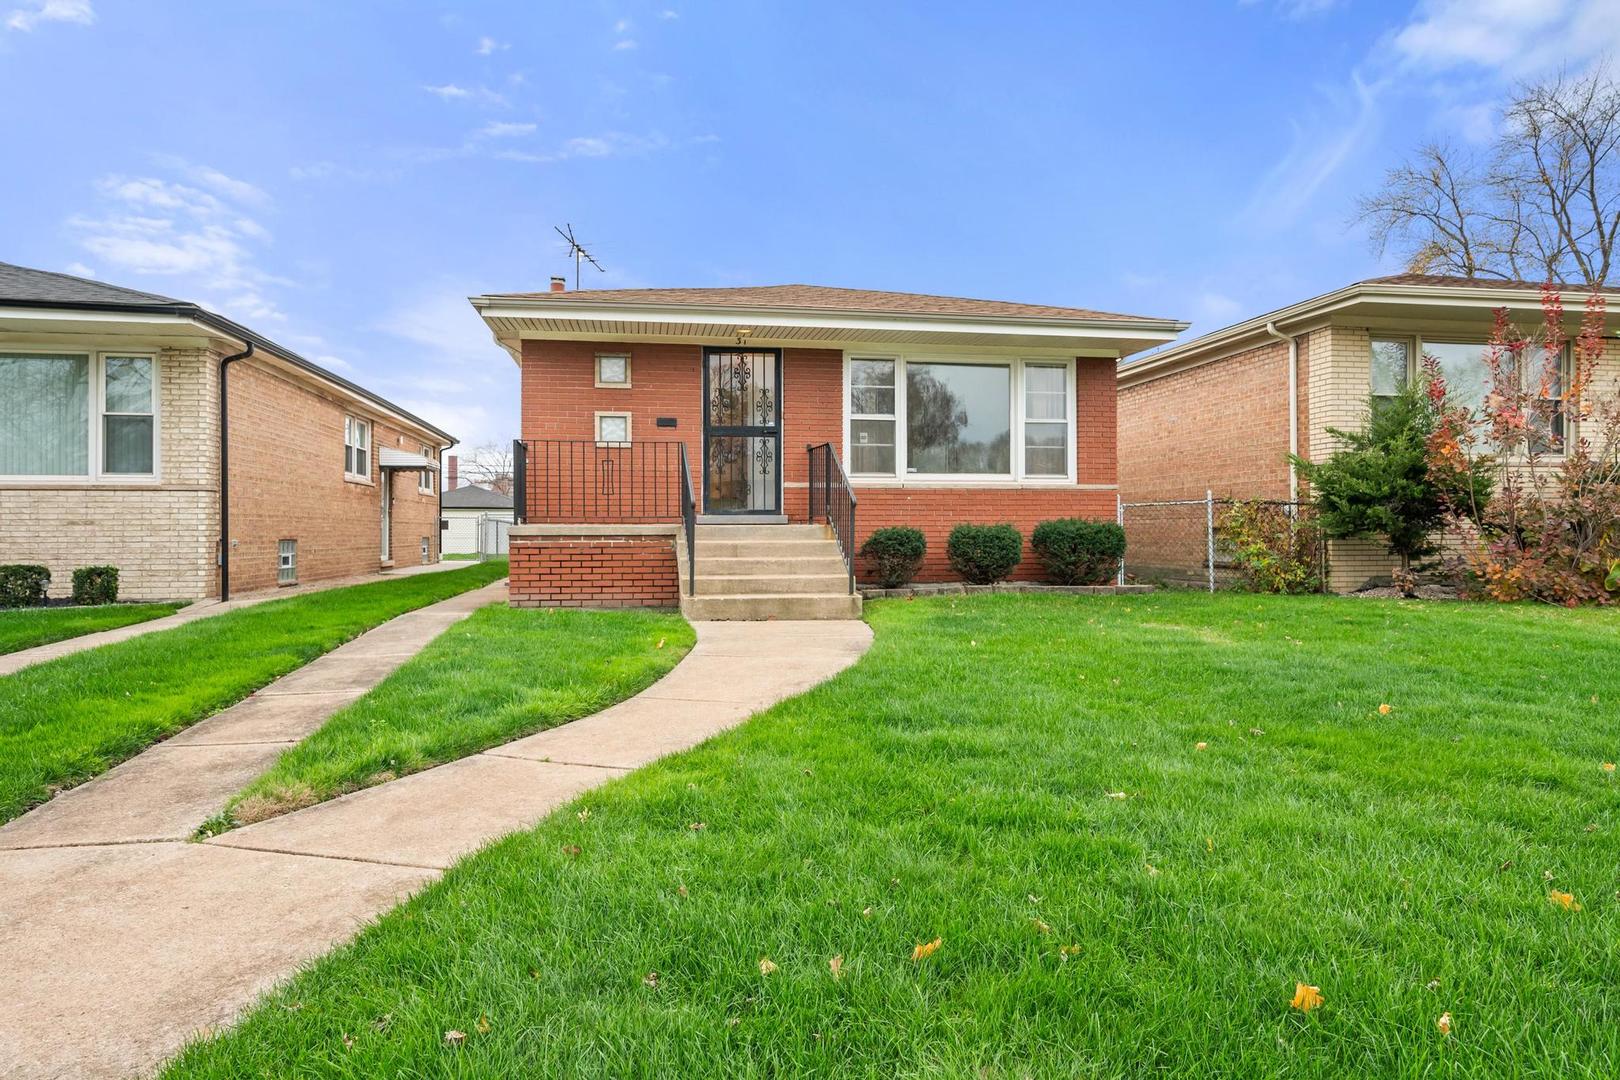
[423,82,508,106]
[1239,0,1343,18]
[5,0,92,32]
[475,35,506,55]
[1195,291,1245,323]
[1242,71,1382,226]
[614,17,632,32]
[613,38,637,50]
[67,166,287,323]
[659,9,678,18]
[1393,0,1620,77]
[64,261,95,278]
[477,120,537,138]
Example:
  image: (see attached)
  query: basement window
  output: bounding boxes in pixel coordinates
[421,536,431,564]
[277,540,297,585]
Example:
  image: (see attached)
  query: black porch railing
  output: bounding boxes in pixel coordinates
[807,442,856,594]
[512,439,686,524]
[513,438,698,596]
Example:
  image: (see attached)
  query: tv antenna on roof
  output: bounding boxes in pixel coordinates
[554,223,604,290]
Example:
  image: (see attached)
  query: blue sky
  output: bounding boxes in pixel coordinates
[3,0,1615,450]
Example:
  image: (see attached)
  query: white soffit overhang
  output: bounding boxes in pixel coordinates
[470,298,1189,363]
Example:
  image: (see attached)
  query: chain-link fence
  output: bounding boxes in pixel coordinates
[477,514,512,559]
[1119,493,1326,592]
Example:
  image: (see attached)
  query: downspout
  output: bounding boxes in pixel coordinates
[217,342,255,601]
[438,437,458,562]
[1265,322,1300,502]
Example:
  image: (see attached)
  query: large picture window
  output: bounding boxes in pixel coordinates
[0,351,157,479]
[1370,337,1570,449]
[847,356,1073,481]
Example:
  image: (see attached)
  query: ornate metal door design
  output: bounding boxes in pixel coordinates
[702,348,782,514]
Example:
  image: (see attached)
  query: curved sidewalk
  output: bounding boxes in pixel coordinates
[0,616,872,1080]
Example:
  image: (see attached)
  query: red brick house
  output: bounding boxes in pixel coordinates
[1117,274,1620,591]
[472,280,1185,617]
[0,262,453,601]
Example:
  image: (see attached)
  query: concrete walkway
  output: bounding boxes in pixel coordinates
[0,559,474,677]
[0,616,871,1080]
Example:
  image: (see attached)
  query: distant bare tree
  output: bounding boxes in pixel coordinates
[1359,67,1620,286]
[460,440,514,494]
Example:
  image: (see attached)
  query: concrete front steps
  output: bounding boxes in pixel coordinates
[678,523,864,620]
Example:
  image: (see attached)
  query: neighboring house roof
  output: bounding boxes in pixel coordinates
[481,283,1177,325]
[441,484,513,510]
[1119,274,1620,388]
[472,283,1189,363]
[0,261,454,444]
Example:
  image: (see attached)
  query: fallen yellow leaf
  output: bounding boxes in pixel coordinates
[476,1014,491,1035]
[655,637,666,649]
[828,954,843,980]
[758,957,778,976]
[643,971,660,988]
[1205,836,1214,853]
[1436,1011,1453,1037]
[1290,982,1323,1012]
[1549,889,1582,911]
[912,937,942,962]
[1603,762,1616,775]
[1031,917,1051,935]
[1378,703,1393,715]
[444,1030,466,1046]
[1058,943,1081,960]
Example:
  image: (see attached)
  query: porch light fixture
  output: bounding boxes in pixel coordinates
[734,327,754,345]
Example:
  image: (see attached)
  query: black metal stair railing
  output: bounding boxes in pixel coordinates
[678,442,697,597]
[807,443,857,594]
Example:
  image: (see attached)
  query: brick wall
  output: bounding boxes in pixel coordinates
[508,533,679,608]
[226,358,443,594]
[520,344,1122,583]
[0,346,218,601]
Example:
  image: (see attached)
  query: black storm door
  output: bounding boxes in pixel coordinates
[702,347,782,514]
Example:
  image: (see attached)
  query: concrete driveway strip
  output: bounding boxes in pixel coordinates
[0,616,871,1079]
[0,581,507,852]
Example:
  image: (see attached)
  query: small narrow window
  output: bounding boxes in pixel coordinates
[596,353,631,388]
[418,443,434,493]
[420,536,431,564]
[102,355,155,475]
[278,539,297,585]
[1370,338,1411,413]
[344,416,371,479]
[1023,364,1068,477]
[848,358,896,475]
[596,412,631,445]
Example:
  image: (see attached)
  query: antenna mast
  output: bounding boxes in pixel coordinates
[554,223,604,289]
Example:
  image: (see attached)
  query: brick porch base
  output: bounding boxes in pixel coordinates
[508,525,680,608]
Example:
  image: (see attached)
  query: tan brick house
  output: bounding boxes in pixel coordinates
[0,262,454,601]
[472,280,1185,617]
[1118,274,1620,591]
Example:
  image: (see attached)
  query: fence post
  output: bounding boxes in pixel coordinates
[1115,493,1125,586]
[1205,489,1216,594]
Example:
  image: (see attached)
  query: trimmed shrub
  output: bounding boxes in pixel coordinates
[947,524,1023,585]
[1030,518,1126,585]
[0,564,51,608]
[859,527,927,589]
[72,565,120,606]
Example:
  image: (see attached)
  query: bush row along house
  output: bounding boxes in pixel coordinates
[1117,274,1620,591]
[0,262,453,601]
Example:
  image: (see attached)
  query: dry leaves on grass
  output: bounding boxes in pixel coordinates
[476,1015,492,1035]
[1548,889,1582,911]
[1603,762,1616,776]
[443,1030,466,1047]
[1437,1012,1453,1037]
[912,938,942,962]
[1058,944,1081,961]
[1195,741,1208,751]
[643,971,660,988]
[758,957,778,976]
[1290,983,1324,1012]
[1378,703,1393,715]
[828,955,844,980]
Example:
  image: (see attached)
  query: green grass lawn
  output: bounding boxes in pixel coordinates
[212,606,694,828]
[0,560,508,824]
[162,593,1620,1078]
[0,602,181,656]
[441,552,481,561]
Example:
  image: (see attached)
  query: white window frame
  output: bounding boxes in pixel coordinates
[420,536,431,564]
[344,415,372,482]
[418,443,435,493]
[595,352,632,388]
[278,539,298,585]
[595,411,632,446]
[0,346,161,484]
[841,352,1077,484]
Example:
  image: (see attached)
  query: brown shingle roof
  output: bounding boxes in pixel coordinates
[1363,273,1620,295]
[486,283,1176,324]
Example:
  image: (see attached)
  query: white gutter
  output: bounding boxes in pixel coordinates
[1264,321,1300,502]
